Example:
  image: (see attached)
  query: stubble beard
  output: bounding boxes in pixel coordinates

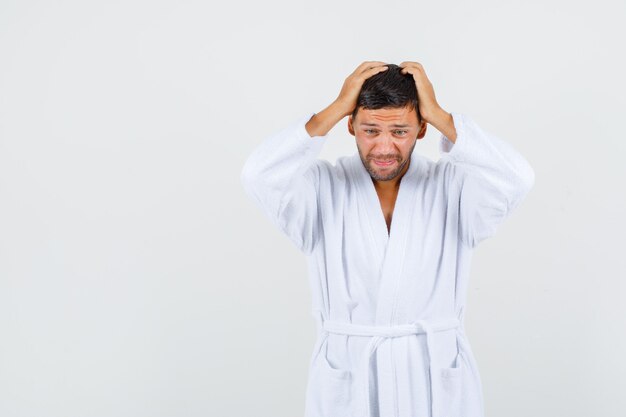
[357,141,416,182]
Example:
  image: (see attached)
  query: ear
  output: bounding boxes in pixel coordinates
[348,115,355,136]
[416,120,427,140]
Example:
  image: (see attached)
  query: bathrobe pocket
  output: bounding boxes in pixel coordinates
[432,353,464,417]
[308,335,353,417]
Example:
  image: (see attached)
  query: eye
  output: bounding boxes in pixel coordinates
[364,129,378,135]
[394,130,408,136]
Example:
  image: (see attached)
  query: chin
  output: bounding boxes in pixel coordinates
[369,166,402,181]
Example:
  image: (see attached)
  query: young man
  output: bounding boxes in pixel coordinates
[240,61,535,417]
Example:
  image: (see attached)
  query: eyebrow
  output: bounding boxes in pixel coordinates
[360,123,412,128]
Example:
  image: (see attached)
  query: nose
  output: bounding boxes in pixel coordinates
[373,133,396,154]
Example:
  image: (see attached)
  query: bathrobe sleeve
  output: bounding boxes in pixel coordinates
[240,112,328,255]
[439,113,535,248]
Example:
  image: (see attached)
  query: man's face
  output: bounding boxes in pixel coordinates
[348,105,426,182]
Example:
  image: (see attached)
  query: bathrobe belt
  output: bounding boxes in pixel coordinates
[322,317,462,417]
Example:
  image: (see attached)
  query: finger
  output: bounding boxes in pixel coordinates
[400,66,419,75]
[358,60,387,69]
[400,61,422,67]
[400,65,424,76]
[366,64,389,73]
[400,62,423,73]
[358,65,388,80]
[401,67,429,86]
[353,61,385,74]
[357,62,388,75]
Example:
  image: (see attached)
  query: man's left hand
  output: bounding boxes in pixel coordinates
[400,61,457,142]
[399,61,443,123]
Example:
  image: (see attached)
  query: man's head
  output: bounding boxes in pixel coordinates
[348,63,427,182]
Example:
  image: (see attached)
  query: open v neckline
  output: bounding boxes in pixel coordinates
[350,152,420,255]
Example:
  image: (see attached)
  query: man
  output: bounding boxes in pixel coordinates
[240,61,535,417]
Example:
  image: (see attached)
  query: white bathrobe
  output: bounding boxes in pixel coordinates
[240,111,535,417]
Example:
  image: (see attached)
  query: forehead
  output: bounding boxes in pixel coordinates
[355,106,418,126]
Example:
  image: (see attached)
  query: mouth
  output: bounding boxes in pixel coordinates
[372,159,397,167]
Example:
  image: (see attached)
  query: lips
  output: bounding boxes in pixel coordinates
[373,159,397,167]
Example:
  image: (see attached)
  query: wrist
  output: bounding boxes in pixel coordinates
[430,107,457,142]
[306,101,347,137]
[330,99,353,118]
[426,106,448,125]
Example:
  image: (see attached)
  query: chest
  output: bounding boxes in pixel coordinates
[377,192,398,234]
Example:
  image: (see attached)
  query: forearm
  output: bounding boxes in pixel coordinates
[242,114,325,193]
[443,113,535,247]
[429,107,457,143]
[443,112,535,213]
[241,113,325,254]
[305,101,348,137]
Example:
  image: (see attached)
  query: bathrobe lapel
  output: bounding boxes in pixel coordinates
[349,151,424,414]
[349,151,423,325]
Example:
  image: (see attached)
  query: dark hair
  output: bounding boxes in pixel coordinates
[351,63,421,122]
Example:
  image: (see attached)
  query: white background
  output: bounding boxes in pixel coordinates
[1,1,624,416]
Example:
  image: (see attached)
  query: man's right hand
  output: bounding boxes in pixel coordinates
[305,61,388,137]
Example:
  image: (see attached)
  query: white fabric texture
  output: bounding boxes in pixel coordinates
[240,111,535,417]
